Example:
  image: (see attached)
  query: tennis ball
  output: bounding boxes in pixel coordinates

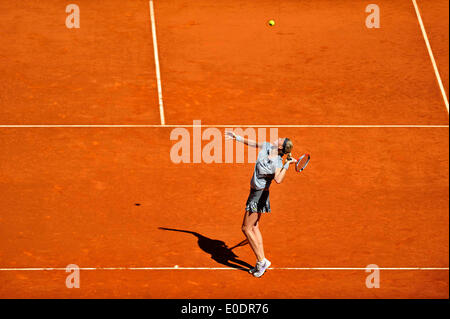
[268,19,275,26]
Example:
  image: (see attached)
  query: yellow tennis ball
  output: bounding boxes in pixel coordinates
[268,20,275,26]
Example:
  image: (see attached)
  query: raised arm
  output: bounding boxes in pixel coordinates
[225,131,264,148]
[274,157,297,184]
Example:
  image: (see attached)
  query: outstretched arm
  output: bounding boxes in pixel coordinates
[225,131,263,148]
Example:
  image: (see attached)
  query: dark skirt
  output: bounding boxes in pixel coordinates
[245,188,271,213]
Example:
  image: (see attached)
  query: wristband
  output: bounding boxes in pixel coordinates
[283,162,290,170]
[235,135,244,143]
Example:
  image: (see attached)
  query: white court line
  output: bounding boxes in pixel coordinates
[412,0,449,113]
[149,0,165,125]
[0,267,448,271]
[0,125,448,128]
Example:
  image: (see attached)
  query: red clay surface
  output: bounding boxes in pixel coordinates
[157,0,448,125]
[0,0,160,125]
[0,0,448,298]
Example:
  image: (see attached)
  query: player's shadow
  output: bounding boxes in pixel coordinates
[158,227,252,272]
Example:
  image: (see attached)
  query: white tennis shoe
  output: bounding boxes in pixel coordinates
[249,259,264,274]
[250,259,271,278]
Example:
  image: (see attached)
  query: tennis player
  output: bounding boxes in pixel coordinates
[225,132,296,278]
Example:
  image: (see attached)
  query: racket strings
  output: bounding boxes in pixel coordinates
[296,154,310,172]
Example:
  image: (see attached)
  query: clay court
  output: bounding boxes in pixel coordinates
[0,0,448,298]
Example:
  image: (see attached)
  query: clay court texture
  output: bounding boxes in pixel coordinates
[0,0,448,298]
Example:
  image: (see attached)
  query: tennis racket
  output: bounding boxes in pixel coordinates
[295,154,310,172]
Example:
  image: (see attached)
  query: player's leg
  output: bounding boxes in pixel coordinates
[252,221,265,261]
[247,216,268,275]
[242,211,264,262]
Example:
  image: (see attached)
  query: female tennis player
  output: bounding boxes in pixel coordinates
[225,132,296,278]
